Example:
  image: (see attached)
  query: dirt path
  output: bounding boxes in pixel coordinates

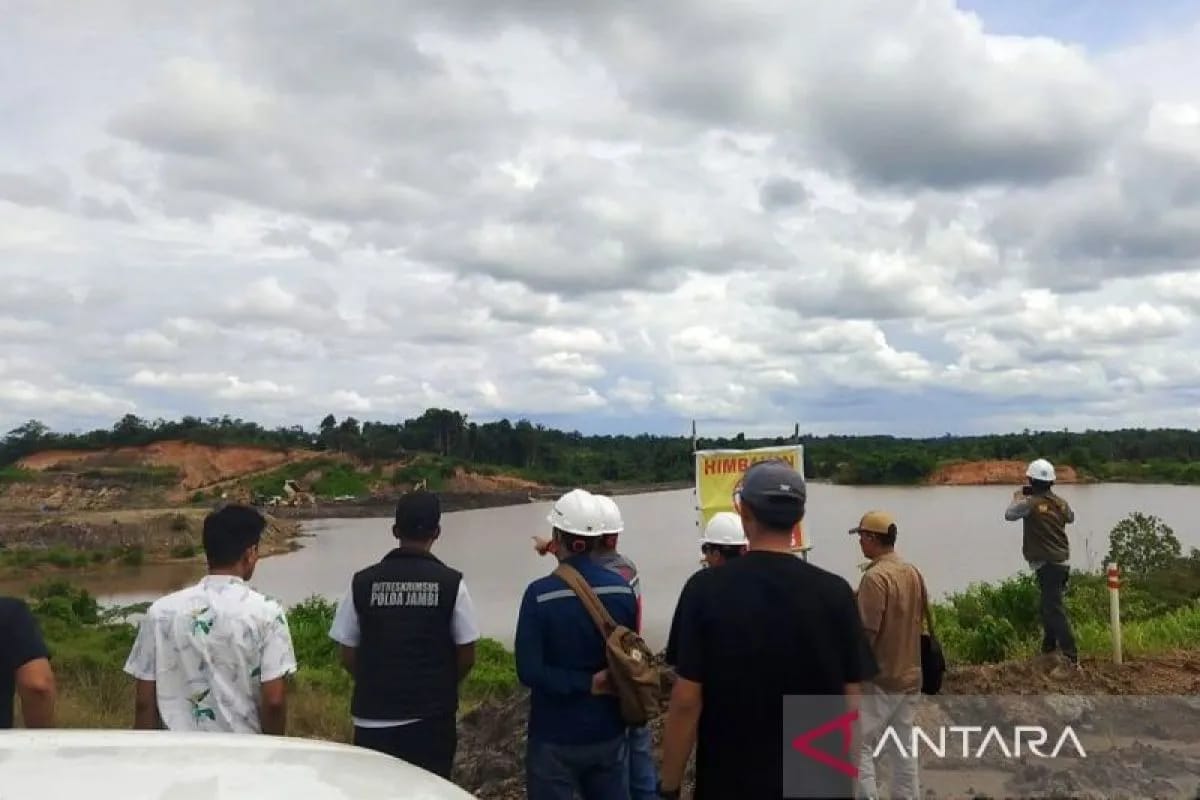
[452,649,1200,799]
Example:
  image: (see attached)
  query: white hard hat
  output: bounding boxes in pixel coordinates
[596,495,624,535]
[1026,458,1056,482]
[547,488,606,537]
[701,512,748,546]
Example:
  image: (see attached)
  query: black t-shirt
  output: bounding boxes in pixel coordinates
[666,551,877,799]
[1,597,50,729]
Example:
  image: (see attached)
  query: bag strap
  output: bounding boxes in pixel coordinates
[914,567,937,638]
[554,563,618,636]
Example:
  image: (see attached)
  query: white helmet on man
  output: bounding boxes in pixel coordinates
[546,488,606,536]
[701,512,748,546]
[1026,458,1056,483]
[596,495,624,535]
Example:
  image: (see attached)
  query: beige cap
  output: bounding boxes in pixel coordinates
[848,510,897,536]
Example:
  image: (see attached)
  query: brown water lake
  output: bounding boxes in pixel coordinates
[4,484,1196,650]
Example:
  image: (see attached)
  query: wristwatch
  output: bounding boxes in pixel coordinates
[656,780,681,799]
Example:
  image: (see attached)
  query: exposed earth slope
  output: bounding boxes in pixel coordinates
[926,459,1080,486]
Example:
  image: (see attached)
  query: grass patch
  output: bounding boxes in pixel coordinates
[932,552,1200,664]
[391,455,459,491]
[76,466,181,487]
[244,458,356,498]
[0,465,35,484]
[310,464,369,497]
[0,544,148,572]
[20,582,518,740]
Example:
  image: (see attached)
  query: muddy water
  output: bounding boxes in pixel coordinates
[5,484,1199,650]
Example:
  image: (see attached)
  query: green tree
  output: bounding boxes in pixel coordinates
[1104,511,1182,576]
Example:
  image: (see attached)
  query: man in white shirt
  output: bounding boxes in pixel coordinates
[124,504,297,734]
[328,489,479,779]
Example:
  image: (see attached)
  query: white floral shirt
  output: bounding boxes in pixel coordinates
[124,575,297,733]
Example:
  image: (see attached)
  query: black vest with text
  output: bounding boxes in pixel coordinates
[350,548,462,720]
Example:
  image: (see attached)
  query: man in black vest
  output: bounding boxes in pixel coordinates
[328,488,479,778]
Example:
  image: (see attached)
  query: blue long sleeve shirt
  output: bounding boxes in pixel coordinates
[514,553,638,745]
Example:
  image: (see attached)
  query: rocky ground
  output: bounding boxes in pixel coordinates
[450,650,1200,799]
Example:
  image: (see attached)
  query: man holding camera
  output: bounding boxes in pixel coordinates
[1005,458,1079,668]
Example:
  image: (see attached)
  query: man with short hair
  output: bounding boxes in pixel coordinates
[329,489,478,779]
[850,510,925,800]
[658,460,874,800]
[1,596,55,729]
[124,504,297,734]
[516,488,639,800]
[1005,458,1079,667]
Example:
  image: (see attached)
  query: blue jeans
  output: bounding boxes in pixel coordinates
[526,734,630,800]
[628,725,658,800]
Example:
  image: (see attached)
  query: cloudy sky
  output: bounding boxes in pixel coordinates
[3,0,1200,438]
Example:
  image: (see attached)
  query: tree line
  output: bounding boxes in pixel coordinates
[5,412,1200,486]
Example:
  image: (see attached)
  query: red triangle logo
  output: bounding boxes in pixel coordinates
[790,709,860,778]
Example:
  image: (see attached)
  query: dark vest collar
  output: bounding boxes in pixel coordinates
[381,546,443,565]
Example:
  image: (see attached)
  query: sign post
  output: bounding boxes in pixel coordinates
[1107,563,1122,665]
[693,442,811,559]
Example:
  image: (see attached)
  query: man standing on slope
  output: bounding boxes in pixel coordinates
[1005,458,1079,668]
[1,595,55,729]
[329,488,479,779]
[851,511,925,800]
[124,504,297,734]
[658,460,874,800]
[516,488,639,799]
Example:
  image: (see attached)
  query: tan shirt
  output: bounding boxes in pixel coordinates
[856,552,923,693]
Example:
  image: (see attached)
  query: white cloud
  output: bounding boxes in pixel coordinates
[0,379,133,417]
[123,330,179,359]
[532,352,606,380]
[609,377,655,411]
[330,390,372,413]
[4,2,1200,435]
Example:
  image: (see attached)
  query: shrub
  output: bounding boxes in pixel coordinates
[29,580,99,625]
[1104,512,1182,576]
[118,545,145,567]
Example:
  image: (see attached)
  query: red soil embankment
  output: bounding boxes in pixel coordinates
[18,440,323,491]
[926,459,1080,486]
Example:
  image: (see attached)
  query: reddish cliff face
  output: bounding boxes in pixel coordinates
[18,440,321,491]
[925,460,1080,485]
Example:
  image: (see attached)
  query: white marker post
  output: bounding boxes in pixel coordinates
[1107,563,1123,665]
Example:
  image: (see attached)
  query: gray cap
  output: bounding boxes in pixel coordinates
[739,459,807,506]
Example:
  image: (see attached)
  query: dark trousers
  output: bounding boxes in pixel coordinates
[1036,562,1077,662]
[354,714,457,779]
[526,734,629,800]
